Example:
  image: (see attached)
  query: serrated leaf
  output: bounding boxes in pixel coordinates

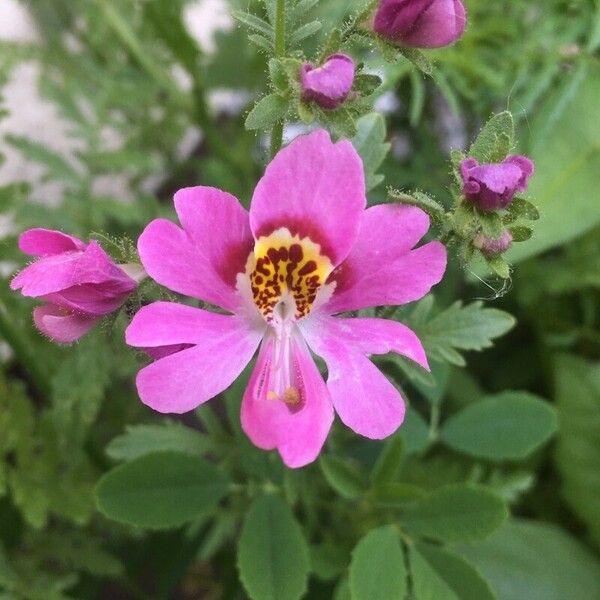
[413,544,496,600]
[469,112,515,163]
[440,391,557,461]
[319,456,366,500]
[237,494,310,600]
[351,113,390,191]
[349,526,407,600]
[410,301,515,366]
[95,452,229,529]
[245,94,289,130]
[401,484,508,542]
[105,422,210,461]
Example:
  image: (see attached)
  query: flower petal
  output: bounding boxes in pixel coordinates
[130,307,263,414]
[11,242,134,301]
[302,314,428,438]
[249,130,366,266]
[325,204,446,314]
[241,336,334,468]
[33,304,99,344]
[19,228,86,256]
[138,187,254,313]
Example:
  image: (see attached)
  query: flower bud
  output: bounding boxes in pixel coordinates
[11,228,139,343]
[474,229,513,257]
[373,0,467,49]
[300,54,355,109]
[461,155,535,212]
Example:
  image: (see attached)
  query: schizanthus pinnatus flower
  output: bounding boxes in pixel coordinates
[300,54,355,109]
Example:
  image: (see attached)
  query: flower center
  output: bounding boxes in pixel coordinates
[246,227,333,322]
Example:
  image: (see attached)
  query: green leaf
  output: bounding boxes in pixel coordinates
[289,20,322,46]
[6,134,82,186]
[237,494,310,600]
[232,11,274,38]
[319,456,366,500]
[388,190,445,223]
[507,225,533,242]
[105,422,210,461]
[412,544,496,600]
[468,112,514,163]
[398,47,433,76]
[455,519,600,600]
[349,525,407,600]
[506,198,539,221]
[371,435,404,487]
[351,113,390,191]
[486,256,511,280]
[478,212,504,239]
[310,542,349,581]
[554,355,600,547]
[440,391,557,461]
[508,69,600,262]
[400,408,430,454]
[245,94,289,130]
[410,301,516,367]
[401,484,508,542]
[95,452,229,528]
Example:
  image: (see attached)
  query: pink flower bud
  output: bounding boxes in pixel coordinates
[11,229,139,343]
[461,155,535,212]
[374,0,467,49]
[474,230,513,257]
[300,54,355,109]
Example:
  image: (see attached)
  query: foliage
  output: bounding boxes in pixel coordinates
[0,0,598,597]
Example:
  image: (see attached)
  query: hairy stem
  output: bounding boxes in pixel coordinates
[270,0,286,158]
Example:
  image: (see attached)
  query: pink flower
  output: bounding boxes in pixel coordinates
[461,155,534,212]
[11,229,138,343]
[374,0,466,49]
[126,130,446,468]
[300,54,355,109]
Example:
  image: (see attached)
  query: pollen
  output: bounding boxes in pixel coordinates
[246,227,333,321]
[282,387,301,406]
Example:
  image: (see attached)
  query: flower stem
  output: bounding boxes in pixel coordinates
[0,299,51,400]
[270,0,286,158]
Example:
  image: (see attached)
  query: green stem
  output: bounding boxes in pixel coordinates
[270,0,286,158]
[0,300,51,400]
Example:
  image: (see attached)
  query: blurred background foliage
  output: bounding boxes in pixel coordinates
[0,0,599,598]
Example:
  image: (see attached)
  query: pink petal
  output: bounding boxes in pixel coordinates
[302,314,428,438]
[11,242,135,303]
[325,204,446,314]
[131,308,263,414]
[19,228,86,256]
[138,191,252,312]
[404,0,467,48]
[301,54,355,109]
[249,130,366,266]
[241,336,334,468]
[33,304,99,343]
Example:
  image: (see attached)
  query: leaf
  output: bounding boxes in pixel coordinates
[410,301,516,367]
[508,69,600,262]
[412,544,496,600]
[371,435,404,487]
[400,408,430,454]
[319,456,366,500]
[5,135,82,186]
[507,225,533,242]
[401,484,508,542]
[554,355,600,547]
[245,94,289,130]
[95,452,229,529]
[398,47,433,76]
[351,113,390,191]
[349,525,407,600]
[105,422,210,461]
[237,494,310,600]
[455,519,600,600]
[506,198,539,221]
[478,212,504,239]
[289,21,322,46]
[387,190,445,223]
[232,11,274,38]
[486,256,511,280]
[440,391,557,461]
[468,112,514,163]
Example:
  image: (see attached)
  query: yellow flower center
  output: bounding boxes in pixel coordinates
[246,227,333,322]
